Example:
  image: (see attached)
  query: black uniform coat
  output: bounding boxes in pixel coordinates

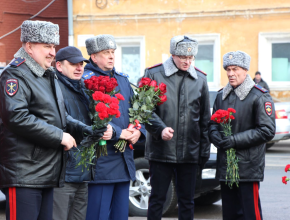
[209,74,276,182]
[144,57,211,164]
[0,50,86,188]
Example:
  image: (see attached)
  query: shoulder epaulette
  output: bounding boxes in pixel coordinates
[254,84,268,93]
[148,63,162,69]
[194,66,207,76]
[218,87,224,92]
[82,71,95,80]
[10,57,26,67]
[115,71,129,78]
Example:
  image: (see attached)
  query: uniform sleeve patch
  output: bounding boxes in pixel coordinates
[6,79,19,97]
[265,102,272,116]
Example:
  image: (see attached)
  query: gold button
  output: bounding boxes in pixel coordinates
[15,61,18,63]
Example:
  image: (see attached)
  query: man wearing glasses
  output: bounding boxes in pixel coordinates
[144,36,211,220]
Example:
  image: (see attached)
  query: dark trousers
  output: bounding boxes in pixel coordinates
[2,187,53,220]
[86,181,130,220]
[147,161,198,220]
[53,182,88,220]
[221,181,263,220]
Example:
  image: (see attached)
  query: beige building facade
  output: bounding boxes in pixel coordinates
[73,0,290,99]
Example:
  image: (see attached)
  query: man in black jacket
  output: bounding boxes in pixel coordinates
[0,20,88,220]
[253,71,270,92]
[52,46,112,220]
[208,51,276,220]
[145,35,211,220]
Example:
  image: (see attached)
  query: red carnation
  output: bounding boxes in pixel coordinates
[282,176,289,184]
[228,108,236,114]
[103,94,112,104]
[139,77,151,88]
[115,93,125,101]
[285,164,290,172]
[95,102,107,113]
[109,103,119,110]
[111,97,119,104]
[158,83,167,94]
[98,111,109,120]
[92,91,104,102]
[149,80,157,87]
[107,108,118,116]
[116,110,121,118]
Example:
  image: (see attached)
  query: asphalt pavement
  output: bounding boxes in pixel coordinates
[0,140,289,220]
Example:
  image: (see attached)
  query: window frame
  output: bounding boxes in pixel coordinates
[258,32,290,90]
[189,34,221,90]
[114,36,145,84]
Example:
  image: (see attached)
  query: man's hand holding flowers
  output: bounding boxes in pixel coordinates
[220,135,236,150]
[102,124,113,140]
[209,129,223,149]
[126,127,142,145]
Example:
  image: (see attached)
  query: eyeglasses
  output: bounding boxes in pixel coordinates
[178,56,194,62]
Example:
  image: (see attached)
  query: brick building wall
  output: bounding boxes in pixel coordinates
[0,0,68,66]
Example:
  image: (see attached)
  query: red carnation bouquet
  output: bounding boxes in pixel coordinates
[211,108,239,188]
[114,77,167,152]
[76,75,124,170]
[282,164,290,184]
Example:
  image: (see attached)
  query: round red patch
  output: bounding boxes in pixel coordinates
[5,79,18,97]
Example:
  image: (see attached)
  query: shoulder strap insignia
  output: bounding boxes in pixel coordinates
[115,71,129,78]
[82,71,95,80]
[218,87,224,92]
[148,63,162,69]
[254,84,268,93]
[194,66,207,76]
[10,57,26,67]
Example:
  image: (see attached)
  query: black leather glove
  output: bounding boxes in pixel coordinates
[81,126,107,148]
[209,130,223,149]
[198,156,209,169]
[82,126,107,141]
[220,136,236,150]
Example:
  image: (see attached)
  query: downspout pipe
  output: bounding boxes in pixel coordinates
[67,0,74,46]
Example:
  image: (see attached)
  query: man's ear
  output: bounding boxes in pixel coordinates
[55,61,62,72]
[24,42,33,56]
[91,53,97,64]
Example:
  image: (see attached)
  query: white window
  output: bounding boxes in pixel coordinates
[259,32,290,90]
[114,36,145,85]
[189,34,221,90]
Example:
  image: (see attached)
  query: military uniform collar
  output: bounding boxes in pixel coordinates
[163,56,197,79]
[222,74,255,101]
[14,47,53,77]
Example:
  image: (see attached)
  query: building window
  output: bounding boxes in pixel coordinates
[195,44,214,82]
[190,34,220,90]
[272,43,290,82]
[259,32,290,90]
[114,36,145,85]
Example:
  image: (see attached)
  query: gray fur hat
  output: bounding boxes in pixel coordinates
[21,20,59,45]
[85,34,117,55]
[170,35,198,56]
[223,51,251,71]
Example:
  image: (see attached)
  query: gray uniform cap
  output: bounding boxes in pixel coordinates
[223,51,251,71]
[85,34,117,55]
[170,35,198,56]
[21,20,60,45]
